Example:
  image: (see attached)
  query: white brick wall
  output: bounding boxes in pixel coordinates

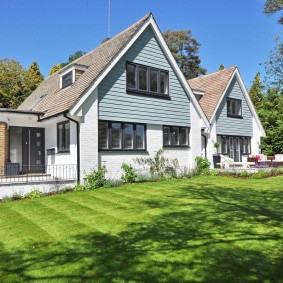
[190,102,202,167]
[99,124,191,179]
[80,88,99,180]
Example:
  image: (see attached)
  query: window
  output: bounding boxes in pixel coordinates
[98,121,146,151]
[163,126,189,147]
[217,135,251,155]
[62,71,73,89]
[57,121,70,152]
[126,62,169,96]
[227,98,242,118]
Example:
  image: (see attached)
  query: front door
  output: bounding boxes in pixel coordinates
[22,128,45,173]
[229,137,241,162]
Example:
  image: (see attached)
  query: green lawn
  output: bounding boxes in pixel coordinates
[0,176,283,283]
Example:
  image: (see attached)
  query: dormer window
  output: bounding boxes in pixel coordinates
[62,72,73,89]
[59,64,88,89]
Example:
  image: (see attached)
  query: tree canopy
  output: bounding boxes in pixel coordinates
[49,50,86,75]
[0,59,43,109]
[163,30,206,79]
[264,0,283,24]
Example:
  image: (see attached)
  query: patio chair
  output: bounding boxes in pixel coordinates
[217,154,255,169]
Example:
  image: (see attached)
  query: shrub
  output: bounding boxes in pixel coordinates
[84,165,107,190]
[121,163,138,183]
[2,196,12,203]
[209,169,220,176]
[105,179,123,188]
[194,156,211,175]
[24,189,42,199]
[135,149,179,178]
[251,171,269,179]
[60,186,74,194]
[73,184,87,192]
[11,193,23,201]
[239,170,251,178]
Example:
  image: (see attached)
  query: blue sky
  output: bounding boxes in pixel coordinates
[0,0,281,87]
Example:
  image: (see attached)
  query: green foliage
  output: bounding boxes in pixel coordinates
[60,186,74,194]
[49,50,86,75]
[163,30,206,79]
[49,64,62,75]
[105,179,124,188]
[0,59,43,109]
[73,184,87,192]
[24,189,42,199]
[219,64,225,70]
[249,72,265,108]
[121,163,138,183]
[264,0,283,24]
[209,169,220,176]
[1,196,12,203]
[135,149,179,178]
[84,165,107,190]
[194,156,211,175]
[251,171,269,179]
[239,171,251,178]
[11,193,23,201]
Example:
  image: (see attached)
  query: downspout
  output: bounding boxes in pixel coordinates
[201,133,207,158]
[63,113,80,183]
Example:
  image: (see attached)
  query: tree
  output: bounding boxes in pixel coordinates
[163,30,206,79]
[249,72,265,108]
[24,61,44,94]
[263,35,283,87]
[264,0,283,24]
[49,64,62,75]
[49,50,86,75]
[219,64,225,70]
[0,59,26,108]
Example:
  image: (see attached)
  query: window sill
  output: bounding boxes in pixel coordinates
[57,150,70,154]
[127,89,171,100]
[163,145,190,149]
[227,114,243,119]
[99,149,148,153]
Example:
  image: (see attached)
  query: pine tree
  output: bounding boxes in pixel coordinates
[249,72,265,108]
[163,30,206,79]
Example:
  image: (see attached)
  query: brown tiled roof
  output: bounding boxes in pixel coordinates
[188,66,236,121]
[18,13,151,118]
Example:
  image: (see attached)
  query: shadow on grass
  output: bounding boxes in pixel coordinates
[1,181,283,282]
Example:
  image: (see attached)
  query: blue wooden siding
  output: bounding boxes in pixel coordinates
[98,26,190,126]
[216,77,253,136]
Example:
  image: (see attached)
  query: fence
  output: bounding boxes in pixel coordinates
[0,164,77,184]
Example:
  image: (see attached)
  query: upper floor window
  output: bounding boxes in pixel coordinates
[227,98,242,118]
[62,72,73,89]
[57,121,70,152]
[126,62,169,96]
[60,64,88,89]
[163,126,189,147]
[98,121,146,151]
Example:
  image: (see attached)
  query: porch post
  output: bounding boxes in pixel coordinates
[0,122,9,176]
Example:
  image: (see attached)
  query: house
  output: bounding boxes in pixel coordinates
[0,12,210,195]
[188,66,265,167]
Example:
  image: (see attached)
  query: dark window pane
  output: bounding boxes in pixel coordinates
[126,64,136,89]
[62,72,73,89]
[139,66,148,91]
[58,124,64,150]
[99,122,108,149]
[150,69,158,93]
[163,126,170,145]
[65,122,70,150]
[181,128,188,145]
[160,71,168,94]
[136,125,145,149]
[112,123,121,149]
[124,124,134,149]
[172,127,179,145]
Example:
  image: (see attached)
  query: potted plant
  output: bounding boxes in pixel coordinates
[213,141,221,168]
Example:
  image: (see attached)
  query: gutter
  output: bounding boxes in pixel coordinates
[63,113,80,183]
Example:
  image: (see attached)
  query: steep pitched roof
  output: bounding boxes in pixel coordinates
[18,13,151,118]
[188,66,236,121]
